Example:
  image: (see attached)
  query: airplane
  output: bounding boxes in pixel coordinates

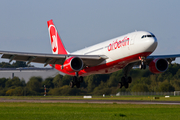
[1,19,180,89]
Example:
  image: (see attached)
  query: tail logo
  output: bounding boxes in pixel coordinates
[49,25,58,54]
[52,35,57,52]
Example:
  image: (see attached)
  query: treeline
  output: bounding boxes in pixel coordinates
[1,63,180,96]
[0,61,33,68]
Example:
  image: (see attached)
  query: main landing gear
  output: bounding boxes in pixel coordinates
[118,76,132,88]
[118,63,134,89]
[69,72,83,88]
[118,57,147,89]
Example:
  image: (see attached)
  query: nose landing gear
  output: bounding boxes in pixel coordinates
[139,56,146,69]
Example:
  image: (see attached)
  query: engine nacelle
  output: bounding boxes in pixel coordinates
[63,57,83,73]
[149,58,169,74]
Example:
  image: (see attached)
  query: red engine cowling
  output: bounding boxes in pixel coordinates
[149,58,169,74]
[63,57,83,73]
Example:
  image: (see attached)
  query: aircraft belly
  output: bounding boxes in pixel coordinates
[80,51,152,76]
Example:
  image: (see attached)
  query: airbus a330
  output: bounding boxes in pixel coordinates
[1,19,180,88]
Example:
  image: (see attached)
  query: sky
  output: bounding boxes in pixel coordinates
[0,0,180,67]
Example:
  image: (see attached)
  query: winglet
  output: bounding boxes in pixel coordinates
[47,19,68,54]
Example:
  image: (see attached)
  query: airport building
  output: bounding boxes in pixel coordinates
[0,67,60,82]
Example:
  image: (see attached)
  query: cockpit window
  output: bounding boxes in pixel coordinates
[141,34,155,39]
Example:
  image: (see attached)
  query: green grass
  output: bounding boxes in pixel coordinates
[0,102,180,120]
[1,95,180,101]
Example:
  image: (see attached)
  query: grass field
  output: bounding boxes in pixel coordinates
[0,102,180,120]
[1,95,180,101]
[0,96,180,120]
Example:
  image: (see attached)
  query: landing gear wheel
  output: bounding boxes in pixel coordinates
[120,76,131,89]
[127,77,132,83]
[140,64,144,69]
[73,76,78,83]
[121,77,126,84]
[124,82,129,88]
[76,82,80,88]
[69,81,74,88]
[143,64,146,69]
[118,82,123,88]
[120,63,135,89]
[79,76,84,83]
[140,61,146,69]
[70,76,84,88]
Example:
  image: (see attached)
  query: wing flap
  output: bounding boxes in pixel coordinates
[0,51,107,67]
[0,51,66,65]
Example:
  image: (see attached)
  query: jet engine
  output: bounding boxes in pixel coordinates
[149,58,169,74]
[63,57,83,73]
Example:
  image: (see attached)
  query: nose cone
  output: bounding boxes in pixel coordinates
[145,37,158,52]
[135,31,158,54]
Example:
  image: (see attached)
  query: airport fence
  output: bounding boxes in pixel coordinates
[115,91,180,96]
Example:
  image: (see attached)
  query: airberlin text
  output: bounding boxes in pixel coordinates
[107,37,129,51]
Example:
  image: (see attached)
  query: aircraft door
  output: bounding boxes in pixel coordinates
[130,34,136,45]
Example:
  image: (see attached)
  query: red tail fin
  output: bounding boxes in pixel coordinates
[47,19,67,54]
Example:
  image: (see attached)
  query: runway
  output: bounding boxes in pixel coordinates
[0,99,180,105]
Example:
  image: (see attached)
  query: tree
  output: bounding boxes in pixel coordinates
[59,85,81,95]
[171,79,180,91]
[48,88,61,95]
[42,77,54,88]
[107,75,119,87]
[5,77,22,88]
[167,63,180,76]
[150,74,158,92]
[85,74,109,92]
[62,75,72,86]
[49,85,83,96]
[0,62,11,68]
[135,77,151,85]
[26,77,43,94]
[13,87,24,96]
[6,89,15,96]
[0,61,33,68]
[0,89,7,96]
[0,78,7,88]
[157,81,175,92]
[11,77,23,87]
[93,81,111,95]
[53,74,63,88]
[12,61,28,68]
[6,87,24,96]
[174,69,180,79]
[20,79,26,87]
[131,84,149,92]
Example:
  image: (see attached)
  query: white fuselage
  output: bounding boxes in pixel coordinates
[72,31,157,65]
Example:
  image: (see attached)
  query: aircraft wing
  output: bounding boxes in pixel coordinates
[128,54,180,69]
[0,50,108,67]
[146,54,180,63]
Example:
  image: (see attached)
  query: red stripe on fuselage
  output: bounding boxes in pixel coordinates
[54,52,152,76]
